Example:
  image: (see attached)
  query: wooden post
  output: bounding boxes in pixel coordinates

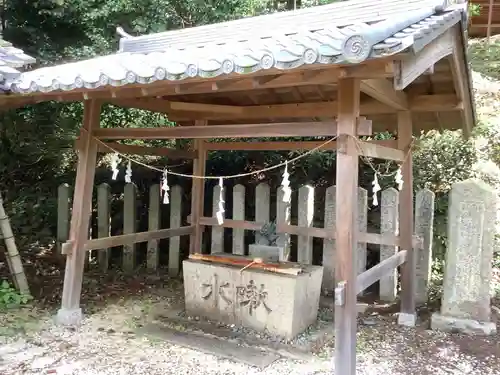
[57,183,71,254]
[277,187,291,261]
[255,183,270,245]
[334,77,360,375]
[147,184,161,270]
[97,183,111,272]
[380,187,400,302]
[123,183,137,272]
[211,183,225,253]
[298,185,314,264]
[397,111,416,326]
[169,185,182,276]
[322,185,336,293]
[58,100,101,325]
[487,0,494,43]
[232,184,245,255]
[189,120,207,254]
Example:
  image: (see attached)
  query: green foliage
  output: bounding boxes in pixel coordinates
[0,0,261,247]
[469,40,500,81]
[469,2,481,18]
[0,280,32,310]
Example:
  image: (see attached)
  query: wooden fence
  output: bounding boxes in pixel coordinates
[58,182,435,303]
[469,0,500,39]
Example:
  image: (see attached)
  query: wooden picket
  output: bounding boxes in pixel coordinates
[57,181,435,302]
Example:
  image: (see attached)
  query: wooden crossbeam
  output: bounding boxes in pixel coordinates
[92,120,372,140]
[360,78,408,110]
[204,139,397,151]
[94,141,196,159]
[61,226,194,254]
[168,101,243,114]
[110,94,461,121]
[356,140,405,161]
[356,250,407,295]
[189,216,422,248]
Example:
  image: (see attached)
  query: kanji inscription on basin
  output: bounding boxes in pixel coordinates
[236,280,272,315]
[201,273,232,307]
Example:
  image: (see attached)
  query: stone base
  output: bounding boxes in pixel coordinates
[183,259,323,339]
[248,244,284,262]
[55,308,83,326]
[431,313,497,335]
[397,312,416,327]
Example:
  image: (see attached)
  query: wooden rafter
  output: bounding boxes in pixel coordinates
[0,62,395,109]
[166,101,244,114]
[109,94,461,121]
[360,78,408,110]
[394,29,454,90]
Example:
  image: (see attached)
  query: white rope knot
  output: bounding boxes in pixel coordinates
[110,153,121,180]
[161,169,170,204]
[125,161,132,183]
[372,173,381,206]
[395,167,404,191]
[215,177,225,225]
[281,161,291,202]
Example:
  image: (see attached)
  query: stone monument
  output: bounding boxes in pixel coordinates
[431,179,497,335]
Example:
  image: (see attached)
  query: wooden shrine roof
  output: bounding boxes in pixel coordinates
[0,0,475,135]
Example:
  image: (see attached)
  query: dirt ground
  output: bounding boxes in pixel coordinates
[1,275,499,375]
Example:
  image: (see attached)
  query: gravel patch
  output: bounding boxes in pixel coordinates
[1,293,499,375]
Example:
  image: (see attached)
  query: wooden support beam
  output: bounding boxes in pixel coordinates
[188,216,422,249]
[111,94,462,121]
[394,29,454,90]
[93,120,372,140]
[360,79,408,110]
[356,250,407,295]
[94,141,196,159]
[397,111,416,325]
[84,226,194,251]
[59,100,101,319]
[252,75,282,88]
[205,139,397,151]
[449,25,475,137]
[356,140,405,162]
[168,101,244,114]
[334,78,359,375]
[409,94,462,111]
[190,120,208,254]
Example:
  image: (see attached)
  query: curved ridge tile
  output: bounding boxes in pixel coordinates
[7,7,467,95]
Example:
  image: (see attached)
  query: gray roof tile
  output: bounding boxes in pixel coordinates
[7,0,466,95]
[0,39,35,84]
